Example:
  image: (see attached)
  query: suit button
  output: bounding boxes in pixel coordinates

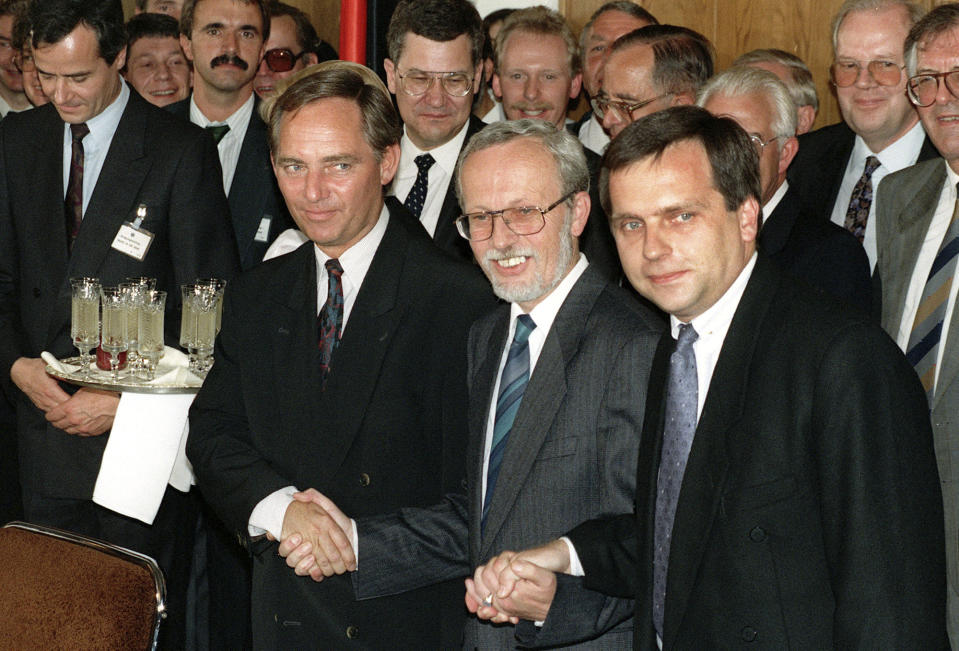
[460,477,468,490]
[359,473,371,487]
[32,287,40,298]
[749,526,766,542]
[346,625,359,639]
[741,626,757,642]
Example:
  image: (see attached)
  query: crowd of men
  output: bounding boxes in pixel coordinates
[0,0,956,648]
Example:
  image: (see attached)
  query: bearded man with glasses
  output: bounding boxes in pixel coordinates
[788,0,938,271]
[876,5,959,645]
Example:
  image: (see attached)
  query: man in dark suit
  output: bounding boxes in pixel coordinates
[0,1,239,646]
[492,6,621,281]
[275,119,664,648]
[470,107,947,648]
[173,0,291,270]
[787,0,934,270]
[187,61,496,648]
[381,0,484,263]
[698,65,871,312]
[875,6,959,644]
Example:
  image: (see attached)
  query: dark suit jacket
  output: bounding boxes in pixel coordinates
[875,157,959,644]
[167,96,293,270]
[568,255,947,649]
[187,208,497,649]
[760,183,872,313]
[353,264,663,648]
[788,121,939,223]
[581,147,622,282]
[0,89,239,500]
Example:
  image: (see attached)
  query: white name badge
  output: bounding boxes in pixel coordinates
[254,215,272,243]
[111,222,154,261]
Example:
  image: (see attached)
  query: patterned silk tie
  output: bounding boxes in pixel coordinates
[205,124,231,145]
[64,122,90,249]
[652,323,699,637]
[482,314,536,530]
[906,185,959,404]
[844,155,881,242]
[317,259,345,383]
[403,153,435,219]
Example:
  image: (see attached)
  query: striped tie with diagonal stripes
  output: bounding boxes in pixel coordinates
[482,314,536,530]
[906,185,959,403]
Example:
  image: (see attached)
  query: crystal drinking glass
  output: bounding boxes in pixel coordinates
[99,286,128,381]
[70,277,100,379]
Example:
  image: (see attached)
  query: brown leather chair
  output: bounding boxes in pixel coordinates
[0,521,166,650]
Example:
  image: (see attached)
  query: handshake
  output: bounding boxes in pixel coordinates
[273,489,572,624]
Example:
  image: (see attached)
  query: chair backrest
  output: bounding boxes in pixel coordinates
[0,521,166,650]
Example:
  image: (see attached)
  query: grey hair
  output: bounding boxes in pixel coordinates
[733,48,819,111]
[904,3,959,75]
[831,0,924,54]
[455,119,589,209]
[697,66,797,139]
[578,1,658,55]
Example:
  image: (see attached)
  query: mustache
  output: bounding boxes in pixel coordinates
[210,54,249,70]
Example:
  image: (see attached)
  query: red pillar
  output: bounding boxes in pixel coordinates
[339,0,367,64]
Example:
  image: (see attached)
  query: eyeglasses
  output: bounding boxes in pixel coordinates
[13,52,33,73]
[456,191,576,241]
[830,59,904,88]
[396,70,473,97]
[262,48,307,73]
[748,133,781,151]
[907,70,959,107]
[591,94,666,122]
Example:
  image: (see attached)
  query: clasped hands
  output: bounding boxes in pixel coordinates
[11,357,118,436]
[276,488,356,582]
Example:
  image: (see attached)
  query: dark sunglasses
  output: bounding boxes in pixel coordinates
[262,48,307,73]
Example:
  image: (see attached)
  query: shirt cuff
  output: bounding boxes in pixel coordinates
[561,536,585,576]
[248,485,298,539]
[350,518,359,566]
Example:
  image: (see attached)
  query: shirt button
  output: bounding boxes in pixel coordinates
[741,625,757,641]
[749,526,766,542]
[358,473,371,487]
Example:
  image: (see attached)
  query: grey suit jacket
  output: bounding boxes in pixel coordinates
[354,264,664,648]
[875,157,959,646]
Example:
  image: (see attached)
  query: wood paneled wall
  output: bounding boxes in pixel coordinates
[122,0,941,130]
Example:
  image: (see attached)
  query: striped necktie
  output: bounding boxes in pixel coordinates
[906,184,959,404]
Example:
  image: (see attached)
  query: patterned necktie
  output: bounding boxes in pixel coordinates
[906,185,959,404]
[403,153,435,219]
[205,124,230,145]
[482,314,536,530]
[652,323,699,637]
[64,122,89,249]
[317,259,344,383]
[844,155,881,242]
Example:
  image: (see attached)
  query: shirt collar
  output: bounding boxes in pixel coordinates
[78,77,129,145]
[762,180,789,223]
[398,119,471,178]
[313,204,390,283]
[670,252,757,341]
[189,91,255,132]
[852,119,926,171]
[509,253,589,333]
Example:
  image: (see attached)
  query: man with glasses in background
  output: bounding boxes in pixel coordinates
[0,0,28,118]
[789,0,937,270]
[254,2,331,100]
[875,5,959,644]
[593,24,713,141]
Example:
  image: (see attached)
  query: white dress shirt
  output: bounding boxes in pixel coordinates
[189,92,254,194]
[578,112,609,156]
[247,207,390,538]
[62,80,129,216]
[481,87,505,124]
[830,120,926,270]
[389,121,470,237]
[894,161,959,394]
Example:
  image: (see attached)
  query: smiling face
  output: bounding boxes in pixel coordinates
[181,0,264,97]
[0,14,22,95]
[385,33,480,151]
[913,24,959,172]
[582,9,652,98]
[834,4,917,152]
[34,24,125,124]
[271,97,399,259]
[124,35,191,106]
[461,137,588,311]
[492,31,580,128]
[608,139,758,322]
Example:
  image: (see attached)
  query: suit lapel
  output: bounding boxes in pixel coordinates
[663,258,779,646]
[229,106,271,260]
[479,268,606,554]
[758,186,800,255]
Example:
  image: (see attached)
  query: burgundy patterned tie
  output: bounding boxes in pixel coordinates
[317,258,344,383]
[64,122,90,249]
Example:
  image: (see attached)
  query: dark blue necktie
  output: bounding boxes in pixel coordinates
[482,314,536,530]
[403,153,434,219]
[653,323,699,636]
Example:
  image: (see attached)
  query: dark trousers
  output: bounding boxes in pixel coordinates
[23,485,197,650]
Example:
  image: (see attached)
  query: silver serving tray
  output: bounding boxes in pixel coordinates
[45,357,202,395]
